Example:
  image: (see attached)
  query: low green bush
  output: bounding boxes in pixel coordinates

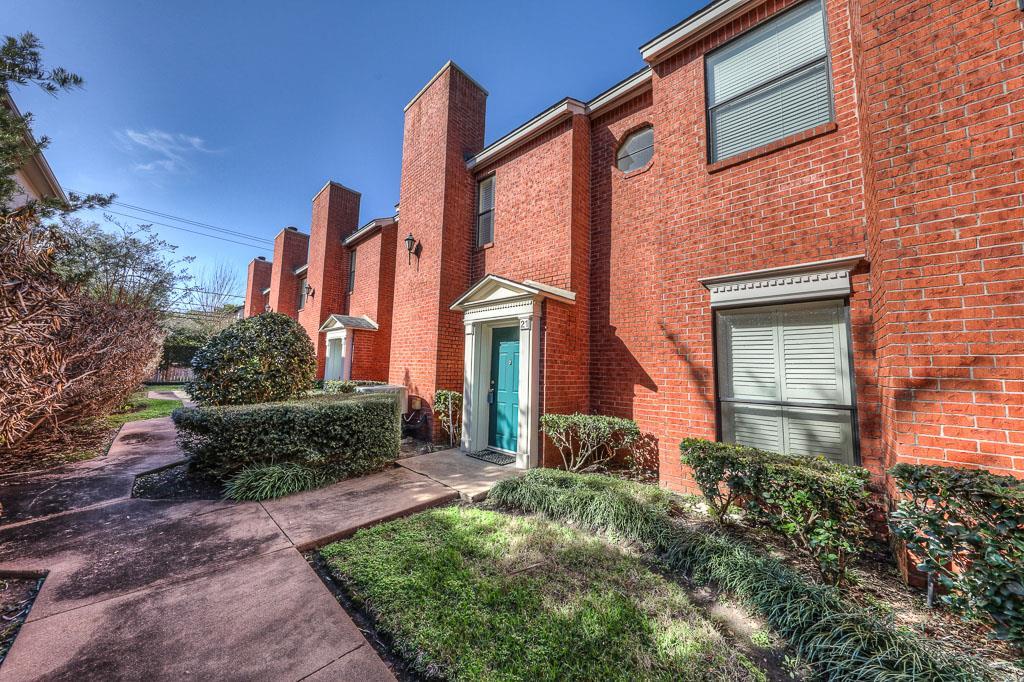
[172,394,400,497]
[680,438,872,586]
[433,389,462,445]
[188,312,315,406]
[540,413,641,472]
[323,380,356,394]
[890,463,1024,646]
[489,470,996,682]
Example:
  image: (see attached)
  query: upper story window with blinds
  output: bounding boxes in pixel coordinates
[616,126,654,172]
[705,0,833,163]
[476,175,495,246]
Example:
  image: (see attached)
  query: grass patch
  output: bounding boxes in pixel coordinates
[105,394,182,428]
[321,506,764,682]
[488,469,1000,682]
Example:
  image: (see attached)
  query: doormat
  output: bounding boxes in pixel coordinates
[467,450,515,466]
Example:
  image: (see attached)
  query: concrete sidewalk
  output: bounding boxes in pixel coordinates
[0,419,518,680]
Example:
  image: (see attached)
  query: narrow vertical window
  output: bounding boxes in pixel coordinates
[705,0,832,162]
[476,175,495,246]
[348,249,357,293]
[297,277,308,310]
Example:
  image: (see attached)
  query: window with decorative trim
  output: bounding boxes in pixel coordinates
[476,175,495,246]
[706,0,833,162]
[615,126,654,172]
[716,299,856,465]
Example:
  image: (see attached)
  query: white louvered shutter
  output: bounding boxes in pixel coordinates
[477,176,494,245]
[717,300,856,465]
[706,0,831,161]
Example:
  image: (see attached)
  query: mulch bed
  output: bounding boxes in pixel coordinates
[131,463,223,500]
[0,575,44,665]
[0,421,117,477]
[678,512,1024,675]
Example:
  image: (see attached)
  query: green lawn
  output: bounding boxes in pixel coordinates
[321,506,763,682]
[105,394,182,428]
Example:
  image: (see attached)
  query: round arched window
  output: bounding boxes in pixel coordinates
[615,126,654,172]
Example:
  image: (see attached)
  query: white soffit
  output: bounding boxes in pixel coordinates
[700,255,864,308]
[640,0,764,64]
[466,99,587,171]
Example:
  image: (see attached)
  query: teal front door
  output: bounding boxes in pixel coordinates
[488,327,520,452]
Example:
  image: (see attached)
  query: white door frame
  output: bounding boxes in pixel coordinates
[451,275,575,470]
[324,329,352,381]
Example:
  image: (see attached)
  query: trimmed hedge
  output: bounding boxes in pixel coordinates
[188,312,316,406]
[488,469,997,682]
[890,463,1024,645]
[681,438,872,585]
[172,394,400,493]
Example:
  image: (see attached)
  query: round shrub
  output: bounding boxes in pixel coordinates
[187,312,315,406]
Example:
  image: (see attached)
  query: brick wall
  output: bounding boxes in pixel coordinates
[860,0,1024,478]
[298,182,361,376]
[268,227,309,319]
[243,257,272,317]
[590,0,875,492]
[349,223,398,381]
[389,62,486,436]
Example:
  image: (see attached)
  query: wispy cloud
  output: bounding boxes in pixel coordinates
[115,129,216,174]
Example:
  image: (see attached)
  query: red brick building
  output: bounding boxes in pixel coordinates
[245,0,1024,489]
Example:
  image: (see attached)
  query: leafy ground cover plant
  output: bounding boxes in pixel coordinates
[890,463,1024,647]
[433,389,462,446]
[321,506,764,682]
[187,312,315,406]
[540,413,641,471]
[488,469,998,682]
[680,438,872,586]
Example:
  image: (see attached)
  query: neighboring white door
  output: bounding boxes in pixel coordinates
[716,299,856,465]
[325,336,345,380]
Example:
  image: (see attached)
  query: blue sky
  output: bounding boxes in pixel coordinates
[6,0,702,296]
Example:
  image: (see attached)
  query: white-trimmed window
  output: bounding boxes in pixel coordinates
[297,277,308,310]
[706,0,832,162]
[616,126,654,172]
[348,249,357,293]
[716,299,856,465]
[476,175,495,246]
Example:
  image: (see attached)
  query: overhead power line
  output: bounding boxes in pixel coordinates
[69,189,275,248]
[104,209,272,250]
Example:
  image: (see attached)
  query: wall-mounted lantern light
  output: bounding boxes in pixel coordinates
[404,232,417,264]
[264,304,271,313]
[304,283,315,299]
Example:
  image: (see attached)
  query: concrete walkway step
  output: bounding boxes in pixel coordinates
[398,448,525,501]
[261,467,459,551]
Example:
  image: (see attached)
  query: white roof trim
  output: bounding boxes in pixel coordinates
[404,60,489,113]
[450,274,576,311]
[700,255,864,308]
[640,0,763,64]
[318,314,379,333]
[293,264,308,275]
[344,217,397,246]
[586,67,653,115]
[3,94,68,203]
[467,98,586,171]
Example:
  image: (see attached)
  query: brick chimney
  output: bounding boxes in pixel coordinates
[298,181,361,375]
[243,256,272,317]
[389,61,487,434]
[268,226,309,319]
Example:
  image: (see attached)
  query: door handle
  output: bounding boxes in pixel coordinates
[487,388,495,405]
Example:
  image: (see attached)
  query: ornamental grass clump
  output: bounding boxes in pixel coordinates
[680,438,873,586]
[488,469,997,682]
[890,463,1024,646]
[539,413,641,472]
